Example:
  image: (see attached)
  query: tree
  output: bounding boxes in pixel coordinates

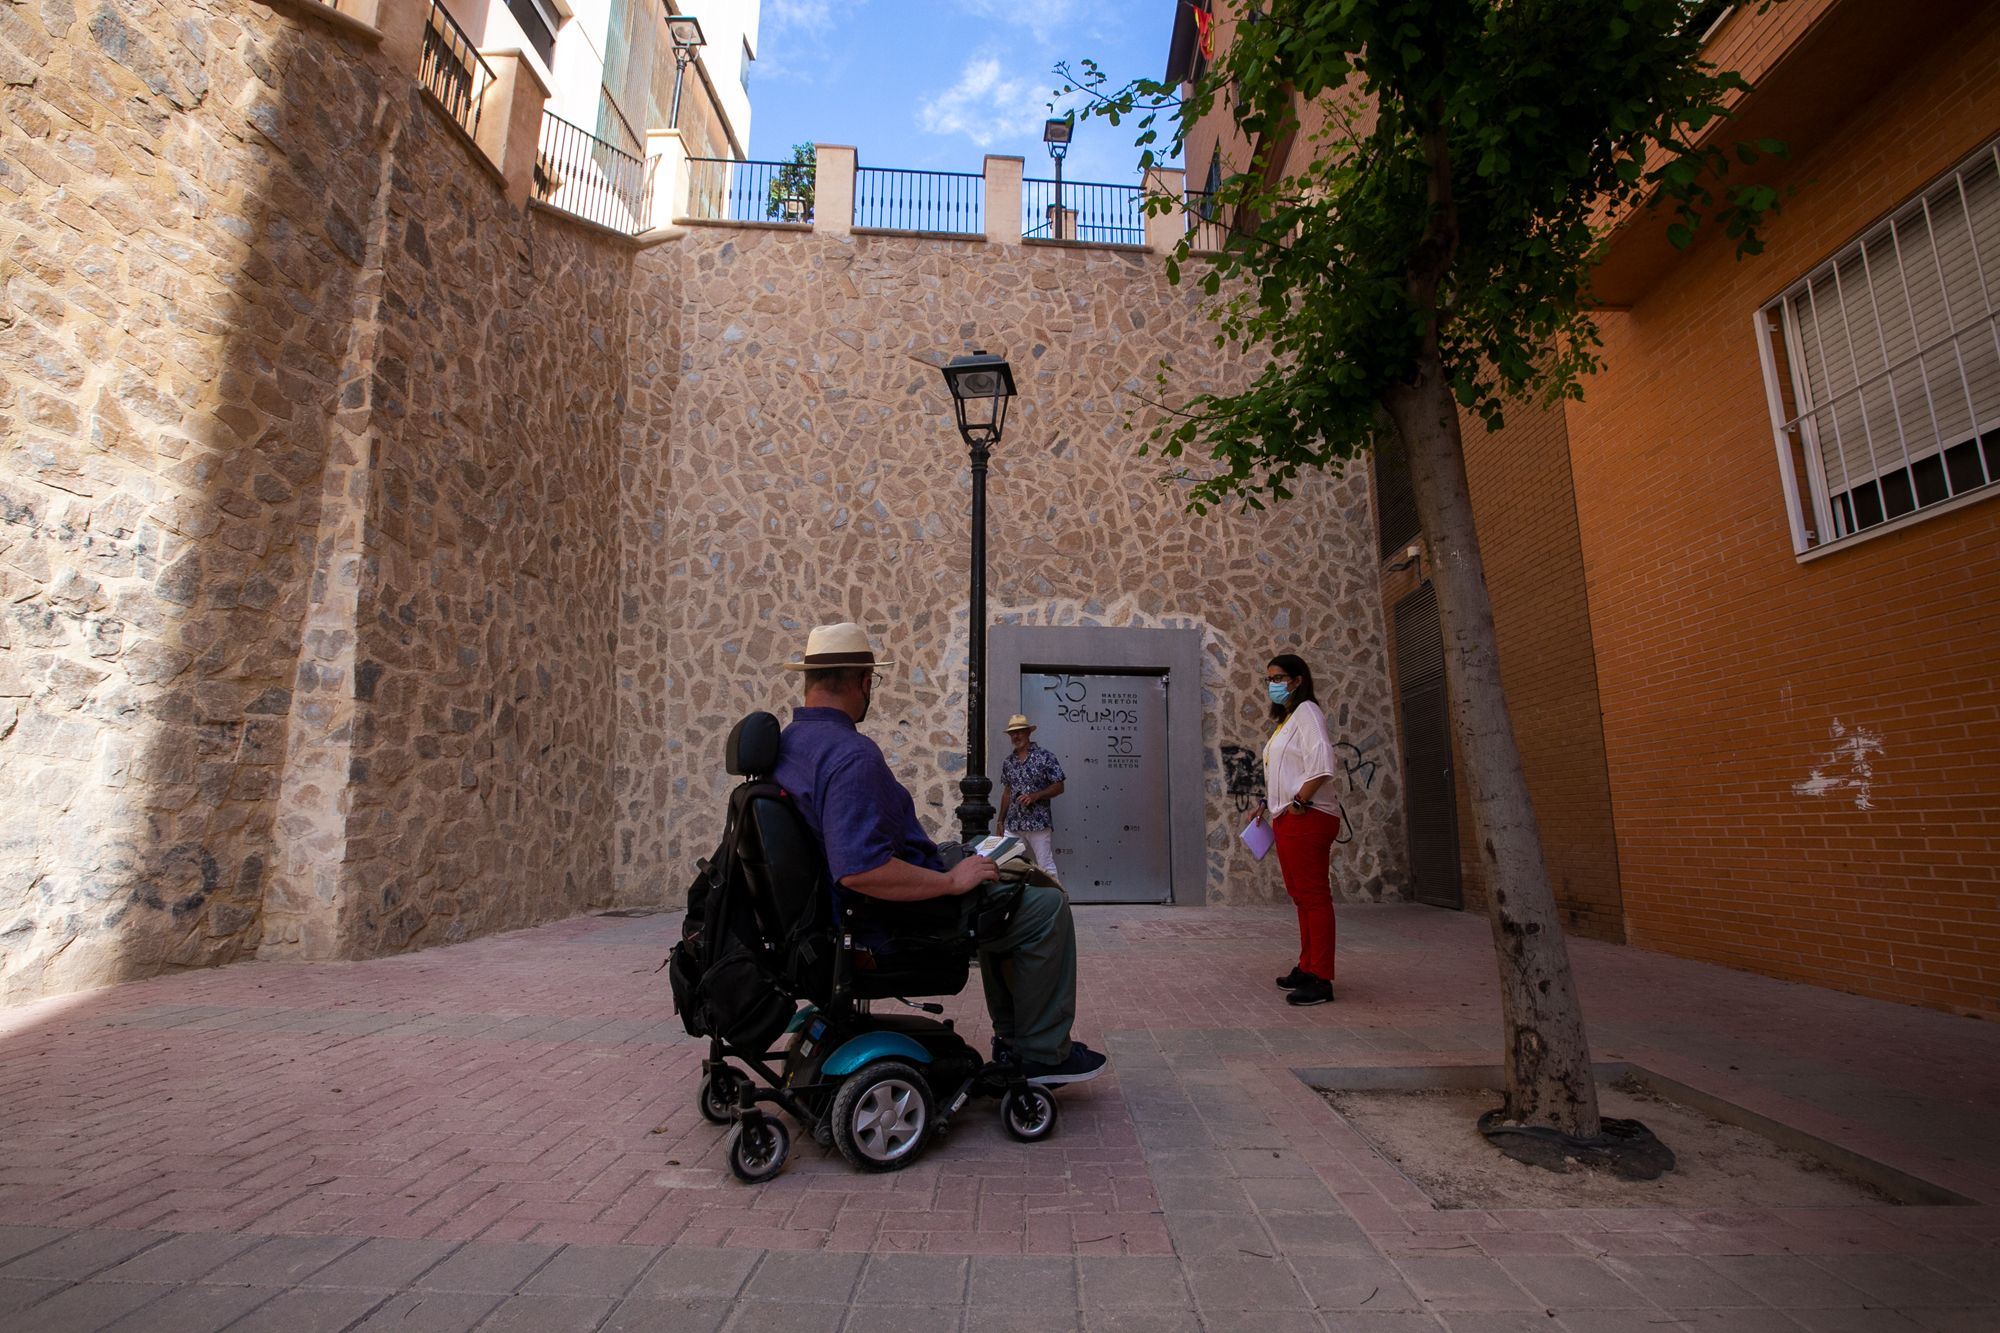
[1068,0,1783,1146]
[766,142,816,222]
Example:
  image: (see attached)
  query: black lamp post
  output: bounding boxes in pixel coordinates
[1043,116,1072,239]
[940,350,1018,846]
[666,15,707,129]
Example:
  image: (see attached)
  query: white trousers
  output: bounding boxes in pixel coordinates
[1019,828,1060,885]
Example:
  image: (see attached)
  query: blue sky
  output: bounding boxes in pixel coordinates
[745,1,1180,185]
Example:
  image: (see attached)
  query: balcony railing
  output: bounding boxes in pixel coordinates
[1183,190,1230,253]
[853,167,983,235]
[1022,177,1144,245]
[533,112,649,233]
[419,0,492,141]
[684,157,816,225]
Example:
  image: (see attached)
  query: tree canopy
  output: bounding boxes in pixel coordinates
[1064,0,1784,511]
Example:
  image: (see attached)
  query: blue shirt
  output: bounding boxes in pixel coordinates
[1000,743,1066,833]
[773,707,944,886]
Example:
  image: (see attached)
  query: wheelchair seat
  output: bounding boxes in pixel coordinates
[721,713,972,1009]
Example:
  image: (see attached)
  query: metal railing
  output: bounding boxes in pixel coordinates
[533,112,649,233]
[684,157,816,224]
[853,167,984,235]
[1022,177,1144,245]
[1183,190,1231,252]
[419,0,492,141]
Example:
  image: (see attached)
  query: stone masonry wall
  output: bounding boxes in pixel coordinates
[0,0,633,999]
[615,227,1405,909]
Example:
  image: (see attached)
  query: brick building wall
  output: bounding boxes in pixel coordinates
[1451,400,1625,942]
[1566,5,2000,1019]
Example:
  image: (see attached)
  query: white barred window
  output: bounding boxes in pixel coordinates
[1756,134,2000,555]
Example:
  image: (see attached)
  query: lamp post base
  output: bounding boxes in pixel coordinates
[955,773,995,848]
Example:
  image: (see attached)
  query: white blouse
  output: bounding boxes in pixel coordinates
[1263,700,1340,820]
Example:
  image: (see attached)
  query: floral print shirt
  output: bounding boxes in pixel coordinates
[1000,743,1066,833]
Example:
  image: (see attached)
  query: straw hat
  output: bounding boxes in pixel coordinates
[780,622,894,671]
[1003,714,1035,733]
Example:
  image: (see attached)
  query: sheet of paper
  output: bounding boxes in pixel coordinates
[1239,814,1275,862]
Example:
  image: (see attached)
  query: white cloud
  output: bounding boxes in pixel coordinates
[917,56,1062,149]
[949,0,1080,49]
[764,0,836,35]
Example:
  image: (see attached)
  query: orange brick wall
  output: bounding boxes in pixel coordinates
[1452,400,1627,943]
[1565,7,2000,1019]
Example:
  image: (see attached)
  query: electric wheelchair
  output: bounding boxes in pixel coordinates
[668,712,1060,1183]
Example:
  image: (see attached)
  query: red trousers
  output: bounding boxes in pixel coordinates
[1272,808,1338,981]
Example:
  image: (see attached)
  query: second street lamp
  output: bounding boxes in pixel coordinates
[1043,116,1072,240]
[939,350,1018,847]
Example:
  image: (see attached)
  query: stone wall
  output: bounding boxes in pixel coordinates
[0,0,633,999]
[614,227,1405,909]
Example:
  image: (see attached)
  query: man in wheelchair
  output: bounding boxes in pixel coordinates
[776,623,1108,1087]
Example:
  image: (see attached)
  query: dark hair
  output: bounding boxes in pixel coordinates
[803,665,871,694]
[1267,653,1318,720]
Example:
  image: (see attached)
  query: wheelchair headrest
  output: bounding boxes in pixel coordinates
[726,711,782,777]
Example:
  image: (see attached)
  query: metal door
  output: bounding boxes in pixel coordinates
[1017,671,1171,903]
[1395,584,1463,910]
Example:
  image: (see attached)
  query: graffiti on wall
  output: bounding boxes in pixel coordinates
[1222,732,1385,845]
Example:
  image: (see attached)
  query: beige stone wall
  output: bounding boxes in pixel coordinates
[0,0,633,999]
[614,228,1405,909]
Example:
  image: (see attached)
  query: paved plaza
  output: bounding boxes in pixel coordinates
[0,902,1995,1331]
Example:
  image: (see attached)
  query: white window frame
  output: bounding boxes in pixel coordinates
[1754,132,2000,558]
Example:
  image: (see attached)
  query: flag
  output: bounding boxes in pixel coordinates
[1193,5,1214,61]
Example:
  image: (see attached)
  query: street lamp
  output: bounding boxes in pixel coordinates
[1043,116,1072,240]
[666,14,707,130]
[939,350,1018,846]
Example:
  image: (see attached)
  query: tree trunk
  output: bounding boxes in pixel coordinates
[1381,351,1602,1140]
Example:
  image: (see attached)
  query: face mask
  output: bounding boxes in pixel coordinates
[1267,681,1291,705]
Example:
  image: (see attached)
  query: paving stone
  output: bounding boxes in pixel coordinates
[1655,1310,1812,1332]
[853,1253,969,1305]
[1394,1255,1540,1312]
[740,1249,865,1303]
[1166,1210,1274,1257]
[1495,1255,1651,1309]
[1785,1310,1928,1333]
[351,1289,502,1330]
[223,1286,390,1333]
[600,1296,732,1331]
[967,1255,1080,1310]
[8,1279,170,1332]
[1186,1254,1312,1312]
[0,1226,68,1267]
[1087,1310,1202,1333]
[1263,1210,1371,1254]
[0,1275,69,1316]
[519,1243,659,1297]
[297,1237,460,1289]
[100,1282,280,1333]
[476,1293,619,1332]
[409,1243,560,1293]
[201,1237,364,1288]
[1196,1310,1322,1333]
[1079,1255,1191,1308]
[961,1308,1084,1333]
[838,1304,966,1333]
[1289,1251,1423,1311]
[95,1232,265,1285]
[1703,1255,1871,1309]
[1601,1256,1760,1309]
[0,1229,162,1280]
[1244,1176,1343,1211]
[1808,1256,1982,1308]
[720,1298,847,1331]
[628,1246,761,1302]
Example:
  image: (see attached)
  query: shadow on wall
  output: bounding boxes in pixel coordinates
[0,3,394,999]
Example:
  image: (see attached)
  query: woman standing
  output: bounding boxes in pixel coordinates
[1261,653,1340,1006]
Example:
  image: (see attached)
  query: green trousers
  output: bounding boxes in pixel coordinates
[976,883,1077,1065]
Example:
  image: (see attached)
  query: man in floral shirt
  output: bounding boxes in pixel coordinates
[998,715,1067,884]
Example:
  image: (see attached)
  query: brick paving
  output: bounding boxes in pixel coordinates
[0,903,1995,1330]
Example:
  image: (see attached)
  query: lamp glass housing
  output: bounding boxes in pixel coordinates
[941,351,1017,446]
[666,14,707,49]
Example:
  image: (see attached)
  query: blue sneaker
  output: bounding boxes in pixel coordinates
[1021,1041,1108,1086]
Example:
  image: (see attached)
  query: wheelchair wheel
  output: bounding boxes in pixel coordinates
[727,1111,791,1183]
[831,1061,933,1172]
[698,1067,743,1125]
[1001,1085,1058,1143]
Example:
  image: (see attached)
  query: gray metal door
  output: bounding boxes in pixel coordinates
[1018,671,1171,903]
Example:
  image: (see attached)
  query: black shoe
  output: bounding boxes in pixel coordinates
[991,1037,1019,1067]
[1286,977,1334,1007]
[1275,967,1310,990]
[1021,1041,1108,1086]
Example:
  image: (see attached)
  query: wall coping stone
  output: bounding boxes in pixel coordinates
[674,217,813,233]
[257,0,383,42]
[526,198,655,246]
[1024,237,1151,254]
[852,227,984,243]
